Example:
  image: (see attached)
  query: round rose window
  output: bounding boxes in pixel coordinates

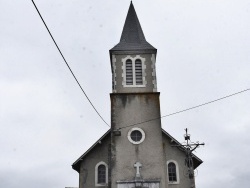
[127,128,145,144]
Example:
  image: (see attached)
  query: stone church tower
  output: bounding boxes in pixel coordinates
[72,2,202,188]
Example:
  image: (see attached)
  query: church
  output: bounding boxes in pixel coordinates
[72,2,202,188]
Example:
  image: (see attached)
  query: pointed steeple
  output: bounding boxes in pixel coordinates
[110,2,156,52]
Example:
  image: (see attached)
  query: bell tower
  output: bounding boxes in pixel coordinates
[109,2,166,188]
[72,2,203,188]
[110,2,157,94]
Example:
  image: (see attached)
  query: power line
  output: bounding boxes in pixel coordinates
[117,88,250,130]
[31,0,110,127]
[31,1,249,130]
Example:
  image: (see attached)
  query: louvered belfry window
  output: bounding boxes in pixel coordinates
[126,59,133,85]
[97,164,106,184]
[135,59,143,85]
[125,58,144,86]
[168,162,177,182]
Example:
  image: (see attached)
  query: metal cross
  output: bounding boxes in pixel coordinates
[171,128,205,179]
[134,162,142,177]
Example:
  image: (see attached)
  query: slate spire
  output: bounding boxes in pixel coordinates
[110,2,156,52]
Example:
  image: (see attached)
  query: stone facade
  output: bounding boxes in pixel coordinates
[111,54,157,93]
[74,129,200,188]
[110,93,166,188]
[72,2,202,188]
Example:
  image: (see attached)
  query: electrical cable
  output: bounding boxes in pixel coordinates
[117,88,250,130]
[31,0,110,127]
[31,1,249,130]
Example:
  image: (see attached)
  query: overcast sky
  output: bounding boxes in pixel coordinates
[1,0,250,187]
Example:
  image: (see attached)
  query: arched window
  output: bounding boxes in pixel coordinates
[95,162,108,186]
[168,162,177,181]
[98,165,106,184]
[126,59,133,85]
[135,59,143,85]
[122,56,146,87]
[167,160,179,184]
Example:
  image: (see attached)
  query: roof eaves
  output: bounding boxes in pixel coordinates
[72,129,111,172]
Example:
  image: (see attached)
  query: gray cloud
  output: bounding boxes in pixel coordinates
[1,0,250,187]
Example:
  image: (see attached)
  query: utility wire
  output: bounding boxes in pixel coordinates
[31,0,110,127]
[31,1,249,130]
[117,88,250,130]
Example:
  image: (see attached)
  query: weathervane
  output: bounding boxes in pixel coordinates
[172,128,205,179]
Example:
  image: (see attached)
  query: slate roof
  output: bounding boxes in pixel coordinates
[110,2,156,52]
[72,129,202,173]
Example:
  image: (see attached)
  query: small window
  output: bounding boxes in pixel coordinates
[168,162,177,182]
[135,59,143,85]
[130,130,142,142]
[126,59,133,85]
[98,165,106,184]
[122,56,146,87]
[127,128,145,145]
[167,160,179,184]
[95,162,108,186]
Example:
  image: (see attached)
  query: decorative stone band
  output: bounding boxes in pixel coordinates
[117,179,160,188]
[151,54,157,92]
[112,55,117,93]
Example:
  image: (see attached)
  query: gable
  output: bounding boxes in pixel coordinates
[72,128,202,172]
[72,129,111,173]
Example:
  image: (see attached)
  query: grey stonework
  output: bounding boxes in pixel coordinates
[110,93,166,188]
[162,131,196,188]
[78,132,110,188]
[72,2,202,188]
[75,128,200,188]
[111,54,157,93]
